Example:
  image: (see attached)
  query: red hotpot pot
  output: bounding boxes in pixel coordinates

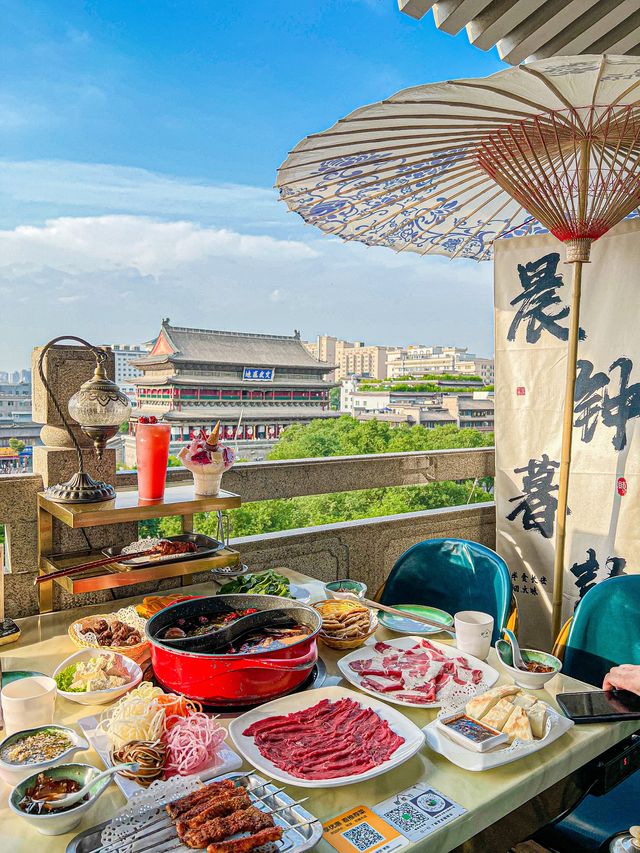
[145,594,322,705]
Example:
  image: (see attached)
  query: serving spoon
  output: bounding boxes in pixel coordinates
[34,763,139,810]
[158,608,302,653]
[503,628,527,671]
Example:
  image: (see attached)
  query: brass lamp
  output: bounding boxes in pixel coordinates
[38,336,132,503]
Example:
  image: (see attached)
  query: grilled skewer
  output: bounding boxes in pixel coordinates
[207,826,284,853]
[87,779,310,853]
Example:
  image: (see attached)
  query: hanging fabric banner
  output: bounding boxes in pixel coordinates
[494,220,640,648]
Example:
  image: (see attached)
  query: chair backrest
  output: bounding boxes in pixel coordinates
[562,574,640,687]
[380,538,512,644]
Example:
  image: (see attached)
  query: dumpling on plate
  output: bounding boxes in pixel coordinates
[465,685,520,720]
[527,702,549,739]
[482,698,516,731]
[503,706,534,742]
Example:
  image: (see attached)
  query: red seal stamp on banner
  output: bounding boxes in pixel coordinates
[617,477,627,497]
[516,386,526,396]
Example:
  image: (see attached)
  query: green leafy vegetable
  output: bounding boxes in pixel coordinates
[54,663,85,693]
[218,571,292,598]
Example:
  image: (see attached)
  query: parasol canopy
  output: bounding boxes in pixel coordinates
[277,54,640,642]
[277,55,640,262]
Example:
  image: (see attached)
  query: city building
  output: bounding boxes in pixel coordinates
[131,320,339,442]
[386,346,494,383]
[0,380,31,419]
[340,378,493,432]
[102,343,150,403]
[304,335,393,380]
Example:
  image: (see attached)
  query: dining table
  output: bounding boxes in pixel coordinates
[1,567,637,853]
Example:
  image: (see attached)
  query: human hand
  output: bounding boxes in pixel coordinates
[603,664,640,696]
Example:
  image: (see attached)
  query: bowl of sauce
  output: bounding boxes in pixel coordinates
[495,639,561,689]
[9,764,110,835]
[0,724,89,786]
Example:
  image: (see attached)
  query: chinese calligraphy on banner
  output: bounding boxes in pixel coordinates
[495,220,640,647]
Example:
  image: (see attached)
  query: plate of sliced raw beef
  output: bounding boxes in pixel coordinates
[337,636,499,708]
[229,685,425,787]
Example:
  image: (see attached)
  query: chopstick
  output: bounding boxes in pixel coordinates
[360,597,456,634]
[34,549,159,585]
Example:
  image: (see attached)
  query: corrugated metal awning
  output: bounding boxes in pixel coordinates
[398,0,640,65]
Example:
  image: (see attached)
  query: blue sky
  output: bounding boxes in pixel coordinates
[0,0,503,369]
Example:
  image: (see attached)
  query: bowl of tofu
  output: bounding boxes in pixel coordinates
[495,639,561,690]
[52,649,142,706]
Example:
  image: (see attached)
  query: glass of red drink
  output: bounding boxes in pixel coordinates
[136,421,171,501]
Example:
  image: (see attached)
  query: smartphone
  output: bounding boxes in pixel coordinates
[557,689,640,723]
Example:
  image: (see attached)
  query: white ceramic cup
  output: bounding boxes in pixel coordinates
[454,611,494,661]
[1,675,57,736]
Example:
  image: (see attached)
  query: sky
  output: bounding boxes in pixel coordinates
[0,0,504,370]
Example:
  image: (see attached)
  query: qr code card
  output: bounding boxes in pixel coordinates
[323,806,409,853]
[373,784,466,842]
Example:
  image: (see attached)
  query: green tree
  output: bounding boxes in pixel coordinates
[267,415,492,460]
[8,438,25,454]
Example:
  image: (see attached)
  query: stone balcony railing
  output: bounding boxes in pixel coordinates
[0,447,496,618]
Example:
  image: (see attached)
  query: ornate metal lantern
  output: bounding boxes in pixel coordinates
[38,336,132,503]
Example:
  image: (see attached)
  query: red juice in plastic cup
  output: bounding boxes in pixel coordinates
[136,422,171,501]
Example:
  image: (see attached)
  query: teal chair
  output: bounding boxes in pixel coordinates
[563,574,640,687]
[379,538,513,645]
[534,575,640,853]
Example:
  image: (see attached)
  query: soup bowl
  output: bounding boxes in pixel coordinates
[496,639,561,690]
[9,763,110,835]
[0,725,89,787]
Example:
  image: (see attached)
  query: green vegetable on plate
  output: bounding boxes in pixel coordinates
[217,570,292,598]
[54,663,85,693]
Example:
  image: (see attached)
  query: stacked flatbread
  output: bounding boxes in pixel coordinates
[465,685,549,742]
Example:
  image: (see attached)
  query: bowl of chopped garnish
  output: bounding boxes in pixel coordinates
[53,649,143,706]
[0,725,89,786]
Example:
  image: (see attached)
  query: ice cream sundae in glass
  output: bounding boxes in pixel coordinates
[178,422,235,496]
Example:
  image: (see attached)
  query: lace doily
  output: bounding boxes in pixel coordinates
[73,606,148,646]
[100,776,201,851]
[435,678,492,708]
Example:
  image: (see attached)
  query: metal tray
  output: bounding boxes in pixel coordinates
[103,533,223,568]
[66,771,323,853]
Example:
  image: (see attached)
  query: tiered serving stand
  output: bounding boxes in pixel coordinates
[37,484,242,613]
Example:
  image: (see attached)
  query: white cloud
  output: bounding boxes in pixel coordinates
[0,160,495,368]
[0,160,284,229]
[0,215,318,275]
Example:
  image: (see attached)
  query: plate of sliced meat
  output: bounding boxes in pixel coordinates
[229,685,425,788]
[337,637,499,708]
[103,534,223,568]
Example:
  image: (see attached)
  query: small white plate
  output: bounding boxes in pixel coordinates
[229,684,425,788]
[77,714,243,798]
[337,636,499,709]
[53,649,143,706]
[423,702,574,771]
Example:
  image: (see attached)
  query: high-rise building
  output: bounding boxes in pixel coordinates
[304,335,391,380]
[102,343,150,404]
